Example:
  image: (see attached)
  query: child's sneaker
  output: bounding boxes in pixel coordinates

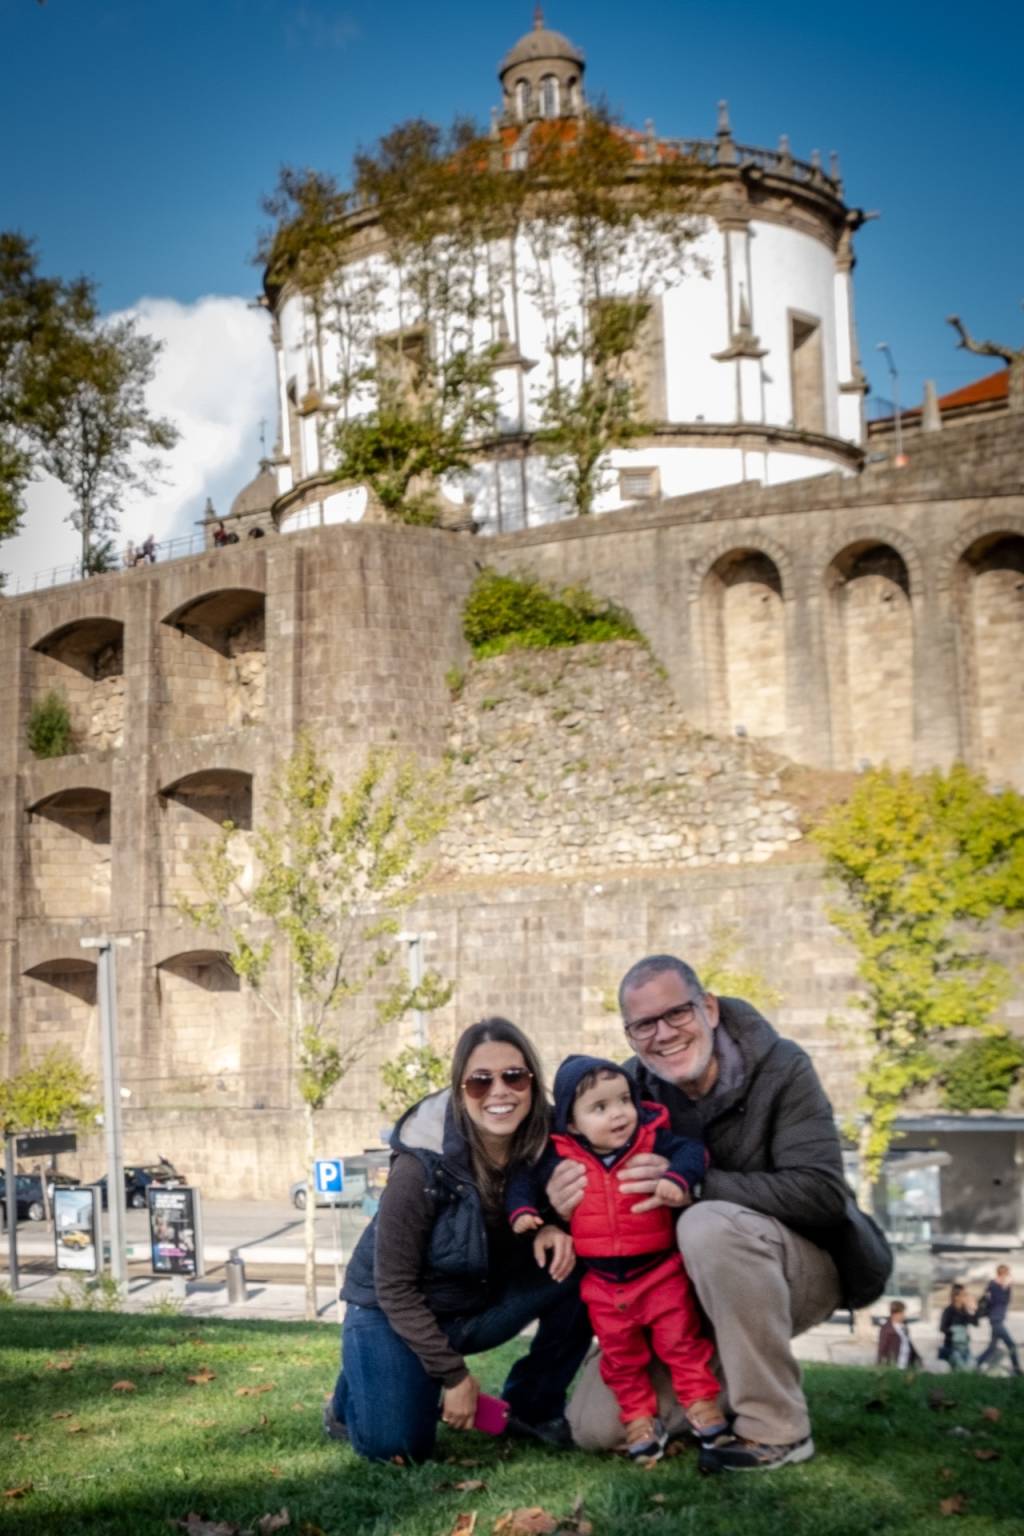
[625,1415,668,1462]
[685,1397,728,1443]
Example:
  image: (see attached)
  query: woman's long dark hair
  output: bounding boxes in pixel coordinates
[450,1017,550,1216]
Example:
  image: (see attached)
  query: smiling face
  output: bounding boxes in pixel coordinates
[459,1041,534,1161]
[622,969,720,1098]
[569,1070,638,1153]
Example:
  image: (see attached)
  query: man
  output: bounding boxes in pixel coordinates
[553,954,890,1472]
[976,1264,1022,1376]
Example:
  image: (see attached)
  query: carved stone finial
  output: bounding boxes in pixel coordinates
[948,311,1024,411]
[921,379,942,433]
[717,98,731,134]
[777,133,793,174]
[490,106,500,139]
[716,99,737,166]
[645,117,658,162]
[534,4,544,28]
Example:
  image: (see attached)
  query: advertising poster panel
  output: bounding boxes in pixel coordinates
[54,1185,99,1273]
[148,1186,203,1278]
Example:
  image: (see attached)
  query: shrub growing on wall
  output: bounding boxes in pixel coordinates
[463,569,641,658]
[941,1032,1024,1113]
[27,690,73,758]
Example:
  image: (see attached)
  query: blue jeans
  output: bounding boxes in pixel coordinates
[977,1321,1022,1373]
[331,1265,591,1462]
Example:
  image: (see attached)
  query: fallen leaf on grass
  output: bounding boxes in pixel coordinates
[196,1420,219,1431]
[563,1495,592,1535]
[3,1485,33,1500]
[171,1516,240,1535]
[939,1468,954,1481]
[65,1423,85,1435]
[235,1384,275,1397]
[112,1380,137,1393]
[436,1480,487,1493]
[290,1404,304,1413]
[187,1369,217,1386]
[449,1515,477,1536]
[51,1411,73,1421]
[972,1448,1000,1462]
[239,1415,270,1436]
[928,1389,956,1411]
[980,1406,1001,1423]
[147,1366,167,1377]
[266,1468,283,1481]
[493,1510,558,1536]
[256,1511,290,1534]
[12,1433,32,1443]
[939,1493,968,1516]
[45,1359,75,1372]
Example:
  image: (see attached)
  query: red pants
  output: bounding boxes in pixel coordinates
[581,1254,718,1423]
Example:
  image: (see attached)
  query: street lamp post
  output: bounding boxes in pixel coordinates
[876,341,908,467]
[81,935,131,1289]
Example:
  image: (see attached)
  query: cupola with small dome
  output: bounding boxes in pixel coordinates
[499,7,584,122]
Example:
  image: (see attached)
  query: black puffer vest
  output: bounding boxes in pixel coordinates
[342,1091,493,1315]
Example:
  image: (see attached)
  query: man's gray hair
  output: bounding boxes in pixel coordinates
[618,954,705,1017]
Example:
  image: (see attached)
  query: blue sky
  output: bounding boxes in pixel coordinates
[1,0,1022,578]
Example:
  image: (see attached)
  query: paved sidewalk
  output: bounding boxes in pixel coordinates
[6,1266,1023,1376]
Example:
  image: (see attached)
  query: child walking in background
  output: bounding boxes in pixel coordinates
[507,1055,724,1462]
[876,1300,921,1369]
[938,1284,979,1371]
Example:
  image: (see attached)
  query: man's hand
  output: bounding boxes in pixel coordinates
[630,1175,695,1215]
[512,1212,543,1235]
[545,1159,587,1221]
[441,1372,481,1431]
[615,1151,669,1213]
[532,1224,576,1283]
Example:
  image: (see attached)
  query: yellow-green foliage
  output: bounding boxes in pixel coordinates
[942,1031,1024,1113]
[379,1042,449,1118]
[463,569,642,658]
[813,764,1024,1180]
[180,735,451,1112]
[0,1046,94,1135]
[698,923,783,1015]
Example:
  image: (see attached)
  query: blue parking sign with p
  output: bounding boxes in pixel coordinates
[314,1159,344,1194]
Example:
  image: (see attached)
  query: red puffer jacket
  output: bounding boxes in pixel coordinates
[552,1103,678,1258]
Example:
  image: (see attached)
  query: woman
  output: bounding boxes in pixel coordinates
[938,1284,978,1371]
[326,1018,592,1462]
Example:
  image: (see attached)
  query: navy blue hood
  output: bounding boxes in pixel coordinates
[553,1054,642,1135]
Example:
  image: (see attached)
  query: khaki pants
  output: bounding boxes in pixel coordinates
[567,1200,841,1449]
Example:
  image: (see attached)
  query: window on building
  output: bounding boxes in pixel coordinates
[619,467,660,501]
[789,312,825,434]
[540,75,559,118]
[515,79,531,120]
[376,328,430,404]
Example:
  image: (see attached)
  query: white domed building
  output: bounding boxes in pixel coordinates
[266,14,869,536]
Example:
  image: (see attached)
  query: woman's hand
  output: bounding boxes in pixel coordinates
[545,1158,587,1220]
[616,1151,669,1212]
[532,1224,576,1283]
[628,1176,693,1216]
[441,1373,481,1431]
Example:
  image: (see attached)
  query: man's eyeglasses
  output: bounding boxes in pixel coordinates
[462,1068,534,1100]
[623,1001,699,1044]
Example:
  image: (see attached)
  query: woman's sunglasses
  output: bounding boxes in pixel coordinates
[462,1068,534,1100]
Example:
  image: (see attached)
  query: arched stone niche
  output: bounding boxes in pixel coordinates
[25,787,112,920]
[701,549,786,743]
[157,769,254,909]
[825,540,913,770]
[954,532,1024,789]
[30,617,124,753]
[154,949,245,1105]
[20,957,98,1069]
[159,589,265,739]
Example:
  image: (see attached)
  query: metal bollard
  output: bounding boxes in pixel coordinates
[225,1250,247,1304]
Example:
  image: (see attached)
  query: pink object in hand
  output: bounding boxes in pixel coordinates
[473,1392,510,1434]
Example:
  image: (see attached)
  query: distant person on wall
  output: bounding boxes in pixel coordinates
[876,1300,922,1369]
[975,1264,1022,1376]
[938,1284,979,1370]
[506,1054,724,1463]
[554,954,891,1473]
[140,533,157,563]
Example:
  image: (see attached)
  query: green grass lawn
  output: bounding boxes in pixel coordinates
[1,1307,1022,1536]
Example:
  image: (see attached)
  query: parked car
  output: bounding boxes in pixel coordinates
[96,1158,184,1210]
[290,1151,390,1211]
[0,1173,49,1222]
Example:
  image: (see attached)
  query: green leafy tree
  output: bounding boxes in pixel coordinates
[180,735,450,1319]
[0,1048,94,1137]
[0,231,97,550]
[32,315,179,573]
[379,1042,450,1120]
[813,765,1024,1207]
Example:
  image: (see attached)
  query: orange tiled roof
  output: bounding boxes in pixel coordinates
[936,369,1009,410]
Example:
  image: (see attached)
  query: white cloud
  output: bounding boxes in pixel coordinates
[1,294,275,591]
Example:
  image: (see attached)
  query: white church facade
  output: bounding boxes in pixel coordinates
[262,15,869,536]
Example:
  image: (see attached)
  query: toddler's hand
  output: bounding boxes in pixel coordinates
[632,1177,693,1213]
[512,1212,543,1234]
[533,1224,576,1283]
